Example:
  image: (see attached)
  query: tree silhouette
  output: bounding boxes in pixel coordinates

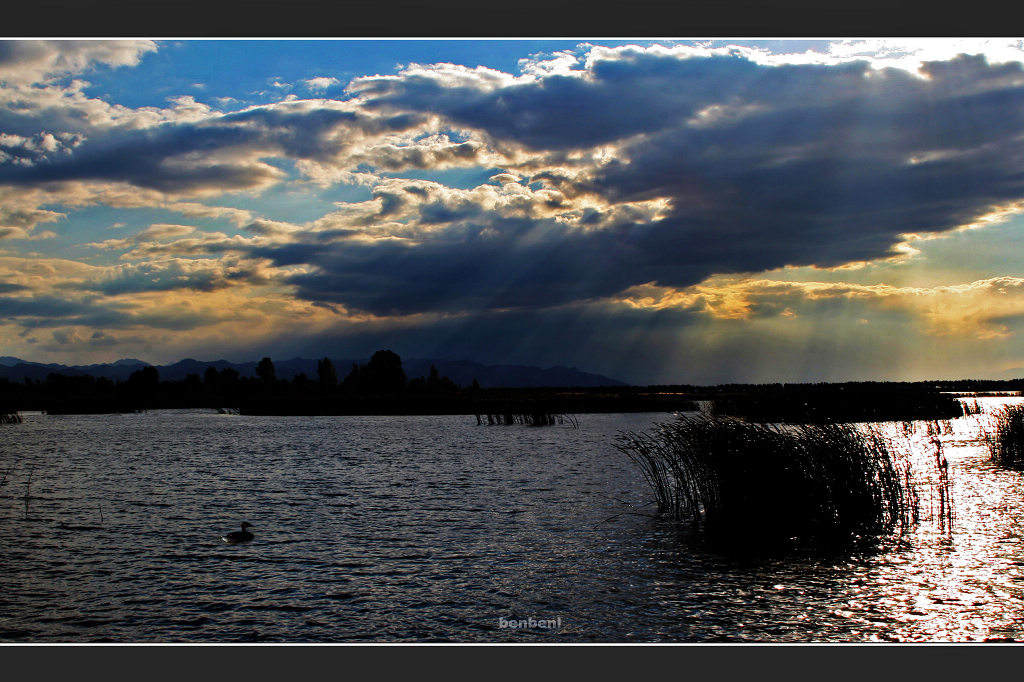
[365,349,406,394]
[317,357,337,390]
[342,350,408,395]
[256,357,276,384]
[293,373,312,391]
[342,362,362,393]
[127,365,159,389]
[424,364,457,394]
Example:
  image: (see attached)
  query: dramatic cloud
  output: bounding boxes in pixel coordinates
[216,47,1021,322]
[5,40,1024,381]
[0,99,432,200]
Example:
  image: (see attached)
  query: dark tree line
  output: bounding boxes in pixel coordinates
[0,349,468,414]
[710,382,968,423]
[2,351,1002,420]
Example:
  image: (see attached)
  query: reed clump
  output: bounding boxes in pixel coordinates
[476,412,578,427]
[961,399,983,416]
[987,403,1024,469]
[616,414,917,550]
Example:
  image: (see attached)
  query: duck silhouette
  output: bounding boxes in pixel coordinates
[222,521,254,544]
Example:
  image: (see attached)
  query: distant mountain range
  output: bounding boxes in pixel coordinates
[997,367,1024,380]
[0,355,627,389]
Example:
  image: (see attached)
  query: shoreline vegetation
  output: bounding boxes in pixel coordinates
[987,403,1024,469]
[616,414,920,551]
[0,348,1016,422]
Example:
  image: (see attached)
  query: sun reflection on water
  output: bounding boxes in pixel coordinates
[837,397,1024,641]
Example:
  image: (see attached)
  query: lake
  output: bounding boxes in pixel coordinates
[2,400,1024,642]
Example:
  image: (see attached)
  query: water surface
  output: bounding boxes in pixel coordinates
[1,403,1023,642]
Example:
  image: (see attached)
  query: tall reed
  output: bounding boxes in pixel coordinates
[929,436,953,533]
[987,403,1024,469]
[616,414,917,549]
[962,399,983,416]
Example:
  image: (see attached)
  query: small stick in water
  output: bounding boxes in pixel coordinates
[23,463,34,520]
[0,460,13,494]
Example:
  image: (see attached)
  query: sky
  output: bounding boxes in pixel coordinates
[5,38,1024,385]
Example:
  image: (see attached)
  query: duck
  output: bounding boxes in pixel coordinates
[222,521,254,544]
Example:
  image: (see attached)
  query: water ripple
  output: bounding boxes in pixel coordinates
[3,406,1024,641]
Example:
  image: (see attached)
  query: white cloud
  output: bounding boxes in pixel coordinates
[0,40,157,86]
[303,76,340,93]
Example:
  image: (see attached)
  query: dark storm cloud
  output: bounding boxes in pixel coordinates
[254,214,716,316]
[351,52,762,150]
[8,47,1024,323]
[352,52,909,151]
[0,104,422,194]
[248,49,1024,316]
[0,121,277,193]
[0,295,84,319]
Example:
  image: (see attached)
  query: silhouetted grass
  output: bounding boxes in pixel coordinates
[616,414,917,550]
[475,412,578,427]
[928,436,953,533]
[961,399,983,416]
[987,404,1024,469]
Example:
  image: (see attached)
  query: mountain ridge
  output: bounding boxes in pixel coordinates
[0,355,627,388]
